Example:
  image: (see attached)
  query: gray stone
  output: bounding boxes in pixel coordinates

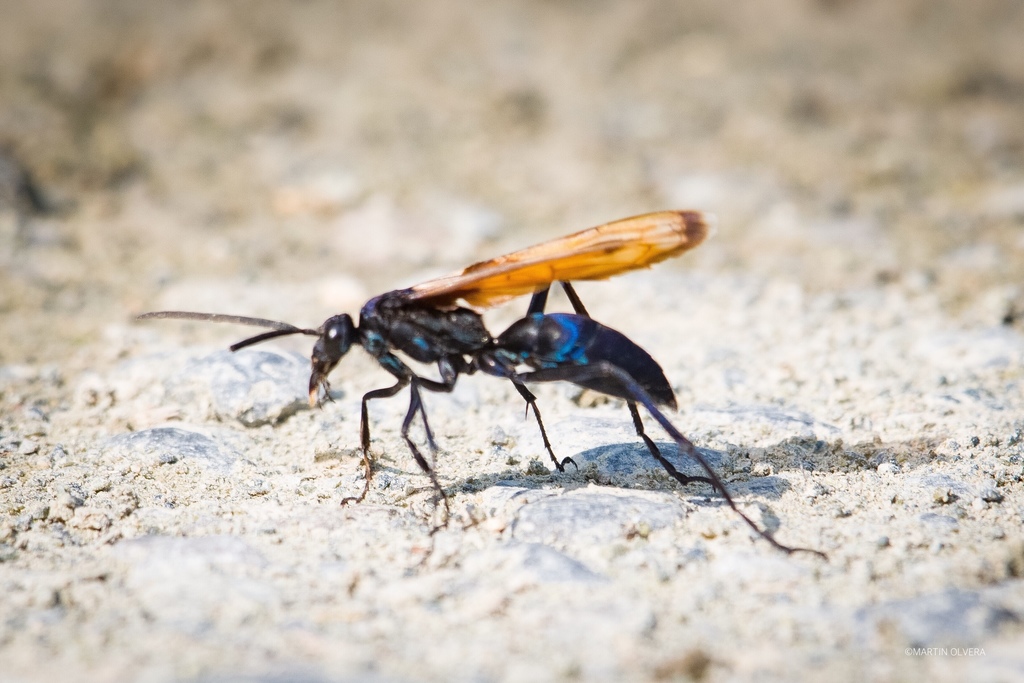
[485,542,606,584]
[532,415,726,481]
[913,473,975,499]
[918,513,959,533]
[978,482,1004,503]
[856,589,1020,648]
[105,427,240,472]
[170,349,309,427]
[511,488,686,546]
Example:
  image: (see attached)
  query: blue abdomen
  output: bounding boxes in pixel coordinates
[531,313,594,365]
[534,314,677,409]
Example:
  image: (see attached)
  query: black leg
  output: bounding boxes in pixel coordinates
[503,361,826,559]
[626,401,715,487]
[341,376,411,507]
[388,357,467,526]
[359,378,409,451]
[528,282,590,317]
[401,380,450,525]
[521,284,581,471]
[510,380,577,472]
[405,379,437,452]
[391,355,466,459]
[560,282,590,317]
[406,357,461,453]
[352,352,462,497]
[527,287,551,315]
[561,285,716,487]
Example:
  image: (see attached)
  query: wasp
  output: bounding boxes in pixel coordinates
[140,211,823,557]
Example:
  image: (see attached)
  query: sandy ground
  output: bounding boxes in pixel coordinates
[2,1,1024,681]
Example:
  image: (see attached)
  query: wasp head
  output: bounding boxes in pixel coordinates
[309,314,357,406]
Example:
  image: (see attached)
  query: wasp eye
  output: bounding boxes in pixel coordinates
[317,315,355,360]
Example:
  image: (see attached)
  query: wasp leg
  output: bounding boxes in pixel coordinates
[626,401,715,487]
[520,284,578,471]
[559,281,590,317]
[390,357,467,527]
[526,287,550,315]
[526,282,591,317]
[401,380,451,527]
[509,361,826,559]
[341,375,411,507]
[405,356,461,453]
[509,380,576,472]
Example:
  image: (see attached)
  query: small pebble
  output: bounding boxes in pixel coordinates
[70,507,112,531]
[803,481,829,501]
[525,459,550,476]
[30,587,59,609]
[60,490,86,509]
[979,485,1003,503]
[48,501,75,524]
[932,487,953,505]
[246,479,272,497]
[19,439,40,455]
[50,444,70,465]
[155,452,179,466]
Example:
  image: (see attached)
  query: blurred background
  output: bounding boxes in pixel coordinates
[1,0,1022,363]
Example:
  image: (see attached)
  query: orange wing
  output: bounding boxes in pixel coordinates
[407,210,711,309]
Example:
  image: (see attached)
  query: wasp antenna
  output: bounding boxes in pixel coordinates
[138,310,320,352]
[137,310,305,333]
[230,327,321,352]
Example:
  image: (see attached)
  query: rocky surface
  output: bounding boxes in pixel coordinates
[2,2,1023,682]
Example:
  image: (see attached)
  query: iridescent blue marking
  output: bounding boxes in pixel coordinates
[543,314,589,365]
[379,354,405,374]
[364,330,386,355]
